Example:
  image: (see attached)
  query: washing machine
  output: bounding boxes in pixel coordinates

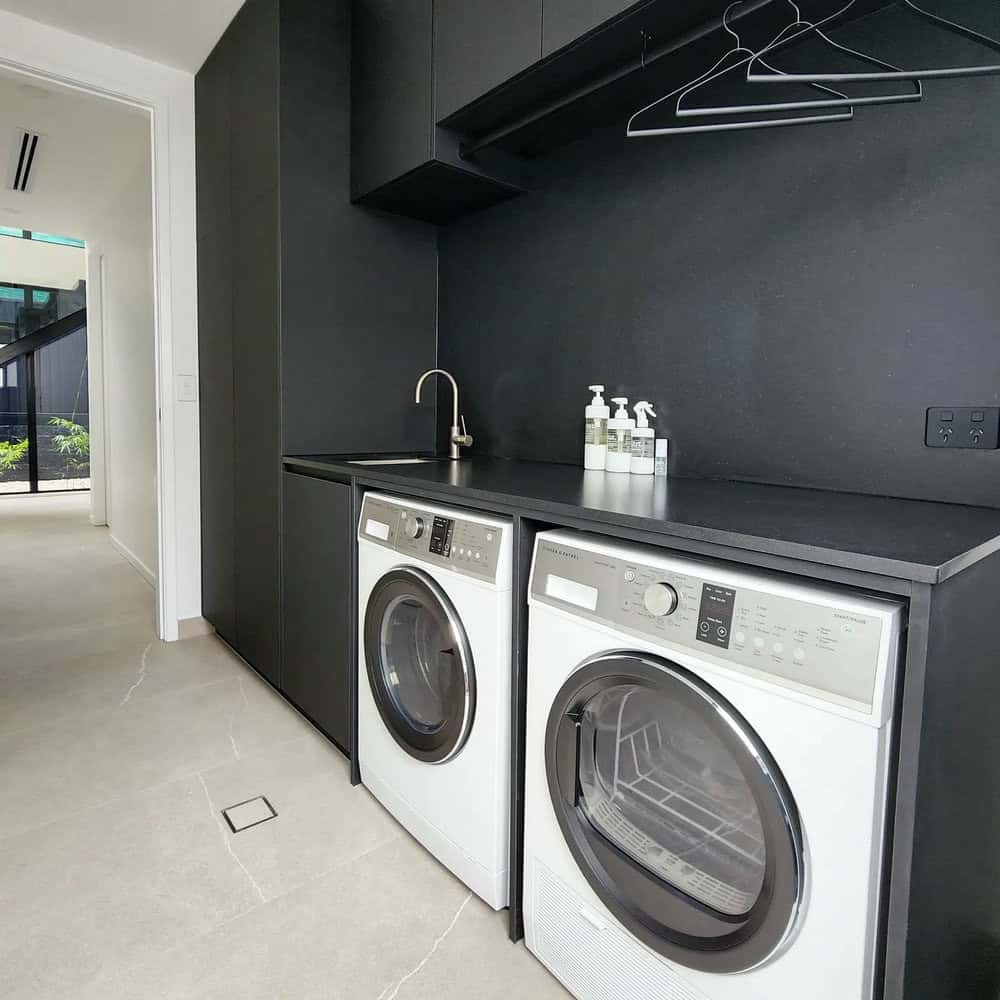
[357,492,512,909]
[524,530,904,1000]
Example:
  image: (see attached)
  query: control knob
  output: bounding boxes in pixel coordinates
[403,516,425,540]
[643,582,679,618]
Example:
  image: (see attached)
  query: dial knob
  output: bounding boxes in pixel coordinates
[404,516,424,540]
[643,582,679,618]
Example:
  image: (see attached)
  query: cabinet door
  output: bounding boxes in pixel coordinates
[233,193,282,688]
[542,0,637,56]
[434,0,542,121]
[197,224,236,646]
[281,473,352,751]
[196,43,236,645]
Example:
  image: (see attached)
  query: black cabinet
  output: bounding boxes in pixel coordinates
[434,0,541,121]
[541,0,637,55]
[282,472,352,750]
[197,0,437,730]
[351,0,526,225]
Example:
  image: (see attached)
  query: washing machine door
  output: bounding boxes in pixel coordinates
[546,651,805,974]
[365,567,476,764]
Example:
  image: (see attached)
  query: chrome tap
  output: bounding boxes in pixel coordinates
[414,368,473,461]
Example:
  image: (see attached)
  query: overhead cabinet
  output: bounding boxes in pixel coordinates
[351,0,527,224]
[541,0,638,56]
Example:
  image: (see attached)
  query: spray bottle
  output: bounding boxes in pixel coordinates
[630,401,657,475]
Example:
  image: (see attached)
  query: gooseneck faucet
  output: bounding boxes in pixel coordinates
[415,368,473,461]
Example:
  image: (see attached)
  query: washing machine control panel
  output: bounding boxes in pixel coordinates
[360,496,504,584]
[532,538,896,713]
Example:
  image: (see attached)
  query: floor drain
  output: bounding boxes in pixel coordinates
[222,796,277,833]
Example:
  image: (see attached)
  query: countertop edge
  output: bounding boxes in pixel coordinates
[281,456,970,585]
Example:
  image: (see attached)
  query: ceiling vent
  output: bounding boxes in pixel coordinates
[10,129,41,193]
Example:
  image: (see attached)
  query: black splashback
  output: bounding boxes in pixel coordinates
[438,6,1000,508]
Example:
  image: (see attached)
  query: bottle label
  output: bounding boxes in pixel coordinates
[608,428,632,454]
[585,418,607,447]
[631,436,654,460]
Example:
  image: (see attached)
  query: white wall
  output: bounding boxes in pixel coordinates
[0,9,201,640]
[91,162,157,583]
[0,238,85,290]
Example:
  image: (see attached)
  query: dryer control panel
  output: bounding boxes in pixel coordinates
[531,534,902,716]
[360,495,505,585]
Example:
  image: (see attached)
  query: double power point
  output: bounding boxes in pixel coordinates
[925,407,1000,450]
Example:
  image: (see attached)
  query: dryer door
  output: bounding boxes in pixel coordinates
[365,567,476,764]
[546,652,805,974]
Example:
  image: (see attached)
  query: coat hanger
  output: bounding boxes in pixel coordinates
[678,0,922,115]
[626,1,854,138]
[748,0,1000,82]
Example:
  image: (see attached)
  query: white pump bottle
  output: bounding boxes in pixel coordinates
[606,398,634,473]
[631,401,657,475]
[584,385,609,470]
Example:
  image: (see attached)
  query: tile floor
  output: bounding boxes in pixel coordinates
[0,493,567,999]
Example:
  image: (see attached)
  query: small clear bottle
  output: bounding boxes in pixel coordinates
[606,398,634,473]
[654,438,669,477]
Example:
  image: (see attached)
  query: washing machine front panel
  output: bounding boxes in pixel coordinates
[364,566,475,764]
[546,651,804,974]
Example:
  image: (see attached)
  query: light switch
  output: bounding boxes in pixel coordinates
[176,374,198,402]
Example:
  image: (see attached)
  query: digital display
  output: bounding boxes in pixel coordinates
[429,516,454,556]
[697,583,736,649]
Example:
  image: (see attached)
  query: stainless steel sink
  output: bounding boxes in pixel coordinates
[348,457,440,466]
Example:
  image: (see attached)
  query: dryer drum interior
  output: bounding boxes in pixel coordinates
[546,653,806,974]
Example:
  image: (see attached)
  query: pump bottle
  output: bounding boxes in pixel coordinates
[584,385,609,470]
[606,398,634,473]
[630,401,657,475]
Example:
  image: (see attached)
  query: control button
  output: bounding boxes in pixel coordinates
[699,621,711,634]
[624,568,637,583]
[717,626,728,639]
[753,637,765,650]
[404,516,425,540]
[486,532,495,542]
[972,410,985,423]
[474,551,481,561]
[793,648,806,663]
[940,411,954,422]
[734,631,746,644]
[772,642,784,655]
[643,583,679,618]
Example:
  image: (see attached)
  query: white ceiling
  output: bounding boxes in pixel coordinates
[0,67,149,241]
[0,0,244,72]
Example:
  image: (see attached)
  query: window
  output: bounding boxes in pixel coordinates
[0,228,85,248]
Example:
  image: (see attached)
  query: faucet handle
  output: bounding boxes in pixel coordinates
[454,415,473,448]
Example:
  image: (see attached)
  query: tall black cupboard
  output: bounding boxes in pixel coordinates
[196,0,436,742]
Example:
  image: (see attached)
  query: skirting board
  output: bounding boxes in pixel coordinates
[109,533,156,589]
[178,616,215,639]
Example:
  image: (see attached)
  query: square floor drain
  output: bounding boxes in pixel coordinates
[222,796,277,833]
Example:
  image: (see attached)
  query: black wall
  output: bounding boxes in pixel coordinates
[438,6,1000,508]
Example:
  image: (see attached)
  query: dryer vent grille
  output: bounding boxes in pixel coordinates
[530,859,708,1000]
[10,130,41,193]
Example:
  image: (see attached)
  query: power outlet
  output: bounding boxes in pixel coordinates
[925,407,1000,449]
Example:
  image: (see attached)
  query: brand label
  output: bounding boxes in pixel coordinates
[608,428,632,454]
[631,436,654,460]
[585,418,607,447]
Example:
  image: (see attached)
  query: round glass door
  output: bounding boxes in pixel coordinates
[546,653,804,974]
[365,567,475,764]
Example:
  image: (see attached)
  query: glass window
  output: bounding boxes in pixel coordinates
[35,326,90,492]
[29,232,86,248]
[577,684,766,917]
[379,593,461,734]
[0,226,26,240]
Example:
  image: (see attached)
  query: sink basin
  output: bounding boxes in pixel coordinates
[348,457,440,466]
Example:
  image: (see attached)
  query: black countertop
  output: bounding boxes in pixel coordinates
[282,455,1000,584]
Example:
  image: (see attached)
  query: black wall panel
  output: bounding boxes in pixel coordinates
[438,6,1000,508]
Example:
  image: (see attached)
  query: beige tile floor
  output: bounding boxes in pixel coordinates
[0,493,567,1000]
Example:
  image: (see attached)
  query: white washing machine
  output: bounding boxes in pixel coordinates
[357,492,512,909]
[524,530,904,1000]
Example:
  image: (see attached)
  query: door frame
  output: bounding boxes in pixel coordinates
[0,10,201,640]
